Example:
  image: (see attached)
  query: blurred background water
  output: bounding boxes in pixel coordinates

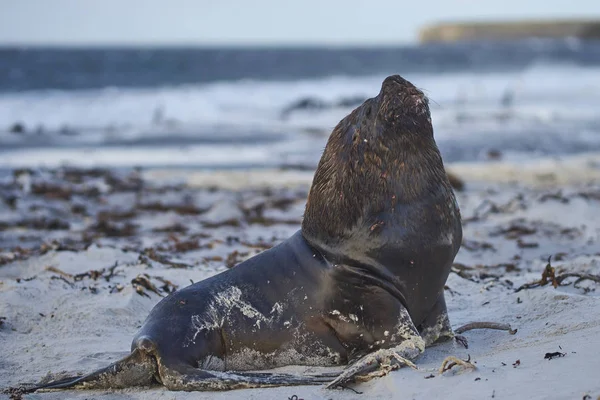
[2,3,600,171]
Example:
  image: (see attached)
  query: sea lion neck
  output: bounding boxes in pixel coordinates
[301,135,449,258]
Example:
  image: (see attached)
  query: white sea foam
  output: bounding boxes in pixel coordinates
[1,63,598,131]
[1,62,600,168]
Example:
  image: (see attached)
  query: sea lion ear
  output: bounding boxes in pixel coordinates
[362,98,376,118]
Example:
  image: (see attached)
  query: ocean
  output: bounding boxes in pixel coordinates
[2,39,600,170]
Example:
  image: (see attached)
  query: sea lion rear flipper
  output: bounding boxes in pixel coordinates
[23,348,157,393]
[156,363,333,391]
[17,374,85,393]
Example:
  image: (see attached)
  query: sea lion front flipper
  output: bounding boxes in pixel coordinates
[324,337,424,389]
[325,306,425,389]
[418,293,456,347]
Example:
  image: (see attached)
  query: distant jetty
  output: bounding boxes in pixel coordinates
[419,19,600,43]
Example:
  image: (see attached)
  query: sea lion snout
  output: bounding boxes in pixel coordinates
[380,74,423,96]
[378,75,429,120]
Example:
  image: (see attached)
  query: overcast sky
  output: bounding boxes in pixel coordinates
[1,0,600,46]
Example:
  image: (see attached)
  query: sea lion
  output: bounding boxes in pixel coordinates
[20,74,462,392]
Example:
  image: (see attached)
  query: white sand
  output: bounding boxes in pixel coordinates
[1,156,600,399]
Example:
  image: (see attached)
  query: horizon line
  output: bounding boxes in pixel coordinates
[0,39,418,49]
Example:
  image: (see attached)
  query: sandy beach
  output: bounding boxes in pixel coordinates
[3,5,600,399]
[1,154,599,400]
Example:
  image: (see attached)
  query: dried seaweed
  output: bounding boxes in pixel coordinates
[439,355,476,374]
[455,322,517,335]
[515,257,600,292]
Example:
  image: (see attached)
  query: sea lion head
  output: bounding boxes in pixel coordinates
[303,74,454,260]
